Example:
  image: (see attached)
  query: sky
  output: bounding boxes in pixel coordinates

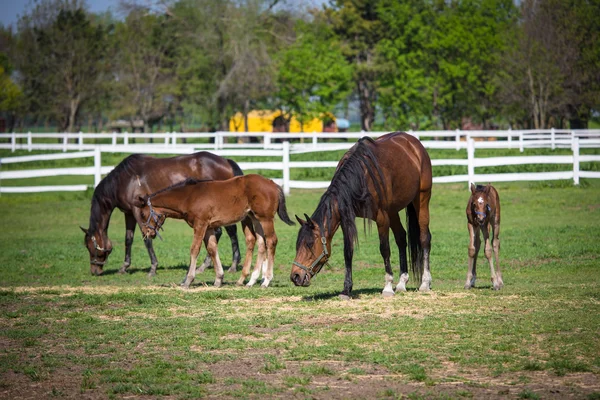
[0,0,121,28]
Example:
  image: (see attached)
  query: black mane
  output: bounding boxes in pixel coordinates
[296,137,387,253]
[88,154,144,233]
[148,177,213,199]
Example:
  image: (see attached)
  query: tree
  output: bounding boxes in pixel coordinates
[324,0,384,131]
[273,13,352,131]
[15,0,110,132]
[112,9,176,132]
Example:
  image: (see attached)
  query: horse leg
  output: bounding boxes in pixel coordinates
[417,191,432,292]
[259,219,277,288]
[492,222,503,289]
[389,212,409,292]
[482,223,501,290]
[340,225,354,300]
[247,220,266,287]
[132,207,159,276]
[198,226,220,273]
[224,224,241,273]
[181,224,208,289]
[119,213,136,274]
[236,218,256,286]
[204,229,224,287]
[375,213,394,297]
[465,223,481,289]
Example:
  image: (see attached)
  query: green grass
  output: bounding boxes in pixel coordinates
[0,180,599,398]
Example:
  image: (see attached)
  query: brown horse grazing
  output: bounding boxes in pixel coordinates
[290,132,433,299]
[81,152,243,276]
[135,174,295,289]
[465,183,503,290]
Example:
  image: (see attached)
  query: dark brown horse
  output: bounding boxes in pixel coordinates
[290,132,433,299]
[465,183,503,290]
[135,174,295,289]
[81,152,243,276]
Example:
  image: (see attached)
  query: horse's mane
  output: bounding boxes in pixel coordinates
[296,137,386,252]
[88,154,144,233]
[148,177,212,199]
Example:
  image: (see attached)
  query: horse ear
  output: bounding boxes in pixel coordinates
[470,183,476,194]
[80,226,88,235]
[134,195,146,208]
[295,214,306,225]
[304,213,315,228]
[484,184,492,194]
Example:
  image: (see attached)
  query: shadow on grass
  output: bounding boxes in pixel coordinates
[301,287,419,301]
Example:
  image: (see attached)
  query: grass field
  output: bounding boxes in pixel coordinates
[0,180,599,399]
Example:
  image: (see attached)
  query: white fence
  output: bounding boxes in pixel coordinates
[1,134,599,195]
[2,129,600,153]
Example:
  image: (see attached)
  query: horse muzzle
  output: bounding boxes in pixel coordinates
[90,263,105,276]
[291,269,311,287]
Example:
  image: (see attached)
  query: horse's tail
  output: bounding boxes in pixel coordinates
[227,159,244,177]
[277,187,295,226]
[406,202,424,285]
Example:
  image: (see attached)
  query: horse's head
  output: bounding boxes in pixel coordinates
[80,227,113,275]
[134,195,166,240]
[290,214,331,287]
[469,183,492,226]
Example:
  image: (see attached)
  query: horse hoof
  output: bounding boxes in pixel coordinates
[419,284,431,292]
[214,282,222,288]
[227,266,237,274]
[339,294,351,301]
[382,290,394,298]
[464,284,472,290]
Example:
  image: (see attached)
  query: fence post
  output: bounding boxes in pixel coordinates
[62,133,68,152]
[172,131,177,147]
[282,141,290,196]
[508,128,512,149]
[124,131,129,146]
[312,132,318,148]
[27,131,32,152]
[572,136,580,185]
[11,132,16,152]
[264,133,271,149]
[467,138,475,188]
[78,131,83,150]
[519,131,524,152]
[94,147,102,187]
[456,129,461,151]
[164,132,170,148]
[112,131,117,146]
[551,127,556,150]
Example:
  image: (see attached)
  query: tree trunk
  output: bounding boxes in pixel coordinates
[357,79,375,131]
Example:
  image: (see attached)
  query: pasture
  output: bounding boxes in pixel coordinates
[0,180,599,399]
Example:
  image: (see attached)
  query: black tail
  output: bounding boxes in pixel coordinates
[406,203,424,285]
[277,187,295,226]
[227,159,244,177]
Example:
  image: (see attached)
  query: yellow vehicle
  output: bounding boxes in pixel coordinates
[229,110,337,133]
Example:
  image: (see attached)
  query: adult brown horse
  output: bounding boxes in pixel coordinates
[81,152,243,276]
[135,174,295,289]
[290,132,432,299]
[465,183,503,290]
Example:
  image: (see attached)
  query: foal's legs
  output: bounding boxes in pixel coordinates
[389,212,409,292]
[198,227,221,273]
[119,213,137,274]
[236,218,257,286]
[482,223,503,290]
[246,219,267,287]
[258,219,278,288]
[376,212,395,297]
[132,207,159,276]
[492,223,503,289]
[465,223,481,289]
[204,229,225,287]
[181,224,208,289]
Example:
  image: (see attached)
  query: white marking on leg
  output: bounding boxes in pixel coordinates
[382,273,394,296]
[396,272,409,292]
[419,270,432,292]
[246,268,260,287]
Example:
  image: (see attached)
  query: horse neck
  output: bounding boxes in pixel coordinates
[151,193,186,219]
[89,197,114,237]
[314,197,341,242]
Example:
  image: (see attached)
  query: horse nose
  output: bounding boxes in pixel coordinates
[291,272,301,286]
